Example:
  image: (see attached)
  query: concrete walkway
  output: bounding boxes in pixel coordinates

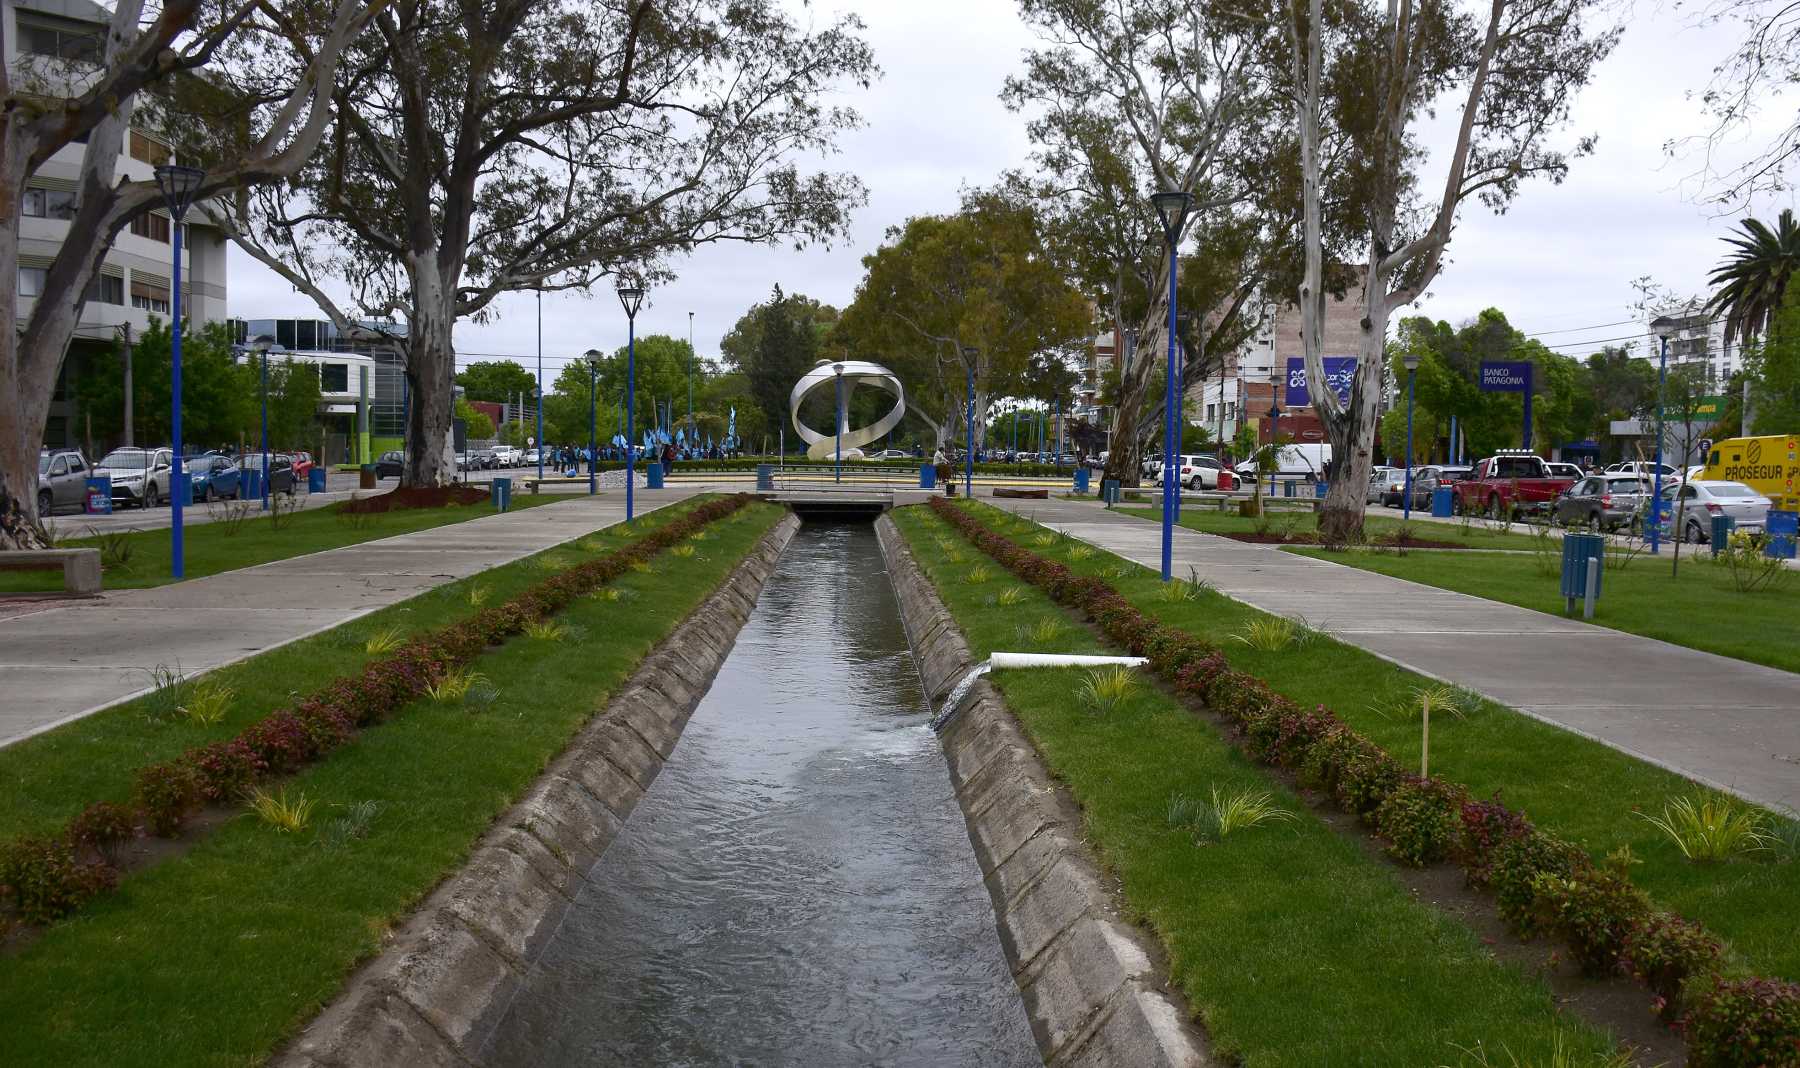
[0,488,702,748]
[988,496,1800,815]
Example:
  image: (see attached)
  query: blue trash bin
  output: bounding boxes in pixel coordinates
[83,476,112,515]
[242,469,263,501]
[1766,510,1797,559]
[1710,514,1736,556]
[756,463,774,490]
[308,467,327,494]
[919,465,936,489]
[1560,532,1606,611]
[1282,480,1295,498]
[645,462,664,490]
[1314,481,1328,499]
[1431,486,1454,518]
[1101,478,1120,506]
[490,476,512,512]
[1073,468,1091,494]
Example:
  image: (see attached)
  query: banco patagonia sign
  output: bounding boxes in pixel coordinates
[1479,361,1533,391]
[1284,356,1356,407]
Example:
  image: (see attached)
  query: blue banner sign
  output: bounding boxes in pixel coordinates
[1479,361,1533,392]
[1285,356,1356,407]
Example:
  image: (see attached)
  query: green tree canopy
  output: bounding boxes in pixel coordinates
[455,360,537,404]
[1746,281,1800,434]
[720,286,834,443]
[453,397,493,440]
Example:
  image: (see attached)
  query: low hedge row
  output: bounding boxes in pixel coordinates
[547,457,1082,478]
[0,494,754,931]
[926,497,1800,1068]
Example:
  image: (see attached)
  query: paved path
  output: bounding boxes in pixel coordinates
[988,496,1800,815]
[0,488,703,748]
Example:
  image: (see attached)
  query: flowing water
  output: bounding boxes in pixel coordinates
[482,522,1039,1067]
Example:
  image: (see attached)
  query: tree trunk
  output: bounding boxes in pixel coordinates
[403,274,457,487]
[1100,258,1174,488]
[1315,280,1391,543]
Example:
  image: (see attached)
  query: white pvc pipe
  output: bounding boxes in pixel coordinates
[989,652,1147,670]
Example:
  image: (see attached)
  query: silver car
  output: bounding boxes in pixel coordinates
[37,449,91,515]
[1366,466,1403,505]
[1656,480,1771,543]
[94,446,174,508]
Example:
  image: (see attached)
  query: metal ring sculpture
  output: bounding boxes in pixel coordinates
[789,360,906,461]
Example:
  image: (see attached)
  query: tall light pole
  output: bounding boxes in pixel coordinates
[536,290,544,481]
[1649,315,1678,554]
[962,345,978,499]
[584,349,602,495]
[832,362,845,484]
[154,163,205,580]
[249,335,276,511]
[1150,189,1193,582]
[687,311,695,454]
[617,283,645,521]
[1402,351,1421,521]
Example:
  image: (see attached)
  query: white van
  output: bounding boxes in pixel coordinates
[1234,443,1332,480]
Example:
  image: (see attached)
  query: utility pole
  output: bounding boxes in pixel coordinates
[119,322,134,446]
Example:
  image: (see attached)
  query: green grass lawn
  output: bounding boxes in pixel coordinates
[1117,503,1544,549]
[3,492,569,594]
[893,506,1620,1067]
[1287,543,1800,673]
[945,500,1800,987]
[0,499,780,1067]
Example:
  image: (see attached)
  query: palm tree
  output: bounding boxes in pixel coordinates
[1706,208,1800,350]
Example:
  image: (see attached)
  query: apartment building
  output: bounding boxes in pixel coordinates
[11,0,229,451]
[1641,301,1738,388]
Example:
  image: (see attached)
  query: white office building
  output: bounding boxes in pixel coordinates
[9,0,229,451]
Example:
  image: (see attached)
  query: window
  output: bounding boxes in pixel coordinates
[49,457,68,477]
[22,187,78,220]
[84,274,123,305]
[18,17,102,63]
[320,363,350,393]
[69,456,85,474]
[131,277,171,314]
[130,213,171,243]
[128,131,172,166]
[18,267,47,298]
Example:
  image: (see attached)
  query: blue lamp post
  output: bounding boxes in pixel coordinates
[153,163,205,579]
[1648,315,1678,553]
[832,361,845,484]
[617,283,646,521]
[962,346,977,498]
[248,335,276,510]
[1402,351,1421,521]
[584,349,601,495]
[1150,189,1194,582]
[536,289,545,481]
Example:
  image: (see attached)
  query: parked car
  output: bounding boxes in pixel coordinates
[1366,466,1404,505]
[522,448,541,465]
[1605,460,1680,481]
[375,450,405,479]
[870,448,912,460]
[236,453,295,496]
[1552,473,1648,531]
[1235,442,1332,482]
[37,448,90,516]
[1655,480,1772,543]
[289,451,315,481]
[1398,465,1472,509]
[1156,454,1228,490]
[187,454,242,502]
[1449,450,1576,519]
[1545,461,1583,480]
[1377,467,1436,508]
[95,446,174,508]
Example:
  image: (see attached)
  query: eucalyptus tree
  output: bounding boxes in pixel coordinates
[1002,0,1283,487]
[217,0,875,486]
[1284,0,1619,540]
[0,0,380,548]
[831,191,1091,450]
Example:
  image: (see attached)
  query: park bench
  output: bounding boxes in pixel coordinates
[522,476,592,494]
[0,548,102,596]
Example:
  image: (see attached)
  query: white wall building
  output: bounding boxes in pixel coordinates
[1639,301,1738,389]
[8,0,229,450]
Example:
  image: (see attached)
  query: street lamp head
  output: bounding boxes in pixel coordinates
[615,282,645,319]
[831,362,845,376]
[583,347,604,372]
[153,164,206,222]
[1649,315,1679,341]
[1403,352,1422,372]
[1149,190,1194,245]
[248,334,276,355]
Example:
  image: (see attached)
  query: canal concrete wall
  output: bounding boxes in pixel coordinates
[276,513,801,1068]
[877,513,1213,1068]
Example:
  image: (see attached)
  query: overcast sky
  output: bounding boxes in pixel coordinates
[224,0,1798,378]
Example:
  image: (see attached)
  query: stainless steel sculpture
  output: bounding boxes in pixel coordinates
[789,359,905,461]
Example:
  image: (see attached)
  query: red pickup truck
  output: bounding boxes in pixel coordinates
[1449,450,1577,520]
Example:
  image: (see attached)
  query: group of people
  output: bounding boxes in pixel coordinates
[541,442,740,471]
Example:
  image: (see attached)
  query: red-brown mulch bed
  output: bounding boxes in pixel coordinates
[337,485,489,514]
[1219,531,1465,550]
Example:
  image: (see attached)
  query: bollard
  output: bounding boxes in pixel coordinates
[1583,555,1599,620]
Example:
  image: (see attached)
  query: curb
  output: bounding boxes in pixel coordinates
[875,513,1214,1068]
[275,512,801,1067]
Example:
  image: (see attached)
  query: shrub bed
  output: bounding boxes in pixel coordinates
[926,496,1800,1064]
[0,494,752,932]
